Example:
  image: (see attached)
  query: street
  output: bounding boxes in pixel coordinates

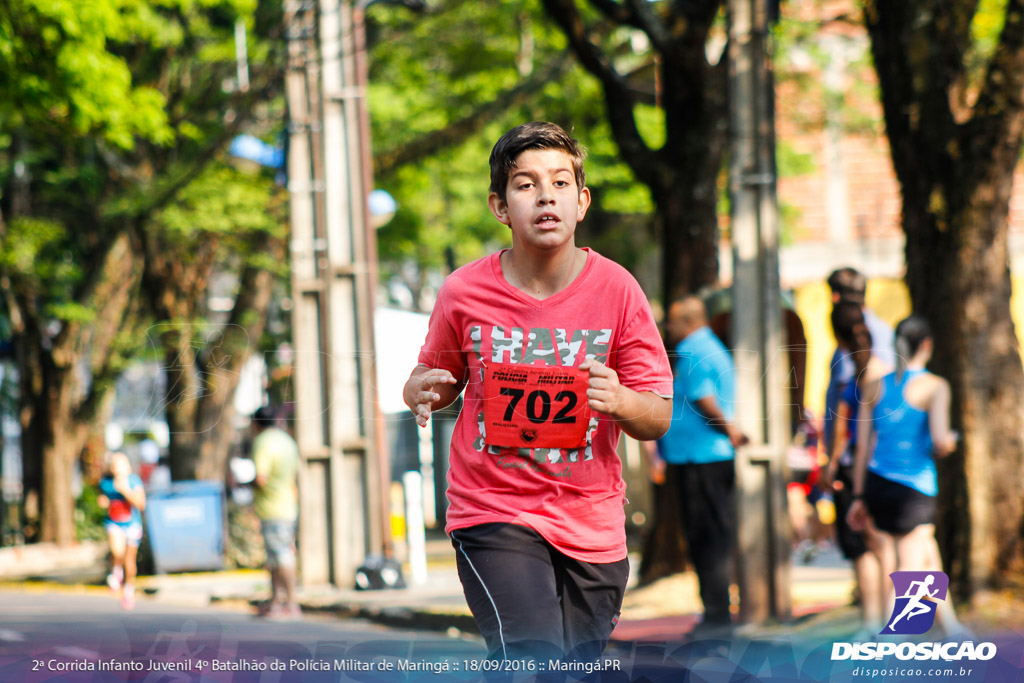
[0,589,486,682]
[3,581,1023,682]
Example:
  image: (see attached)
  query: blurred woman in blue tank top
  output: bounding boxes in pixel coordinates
[846,315,966,637]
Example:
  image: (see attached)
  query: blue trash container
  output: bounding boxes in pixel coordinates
[144,481,225,574]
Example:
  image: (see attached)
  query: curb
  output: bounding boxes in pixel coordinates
[304,602,480,635]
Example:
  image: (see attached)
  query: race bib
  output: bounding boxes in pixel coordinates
[482,364,591,449]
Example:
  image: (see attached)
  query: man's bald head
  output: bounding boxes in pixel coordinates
[666,295,707,344]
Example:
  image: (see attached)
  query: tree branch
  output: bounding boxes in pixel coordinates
[668,0,721,35]
[52,229,141,370]
[137,77,283,220]
[203,239,280,380]
[589,0,671,52]
[373,60,570,176]
[624,0,672,51]
[99,56,283,226]
[74,293,144,426]
[541,0,657,180]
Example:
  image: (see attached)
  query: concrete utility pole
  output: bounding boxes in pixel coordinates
[728,0,792,623]
[284,0,387,587]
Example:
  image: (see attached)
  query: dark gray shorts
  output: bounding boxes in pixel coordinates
[260,519,297,569]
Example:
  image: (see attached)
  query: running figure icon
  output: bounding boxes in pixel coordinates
[887,574,938,631]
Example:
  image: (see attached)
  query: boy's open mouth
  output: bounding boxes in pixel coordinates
[536,212,560,227]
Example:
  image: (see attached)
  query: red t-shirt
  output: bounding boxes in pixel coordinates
[418,248,672,563]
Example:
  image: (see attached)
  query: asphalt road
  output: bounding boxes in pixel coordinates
[3,588,1021,682]
[0,589,487,682]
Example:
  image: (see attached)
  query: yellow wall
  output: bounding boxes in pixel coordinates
[796,275,1024,418]
[794,278,911,418]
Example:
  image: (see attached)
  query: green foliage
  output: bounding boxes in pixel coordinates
[0,0,285,315]
[634,104,667,154]
[0,217,65,274]
[0,0,173,148]
[0,217,83,305]
[777,140,816,178]
[367,0,656,302]
[153,163,286,251]
[74,485,107,543]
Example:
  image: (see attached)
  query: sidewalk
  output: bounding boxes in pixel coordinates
[1,537,860,643]
[141,540,860,643]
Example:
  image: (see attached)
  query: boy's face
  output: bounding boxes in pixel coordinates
[488,148,590,253]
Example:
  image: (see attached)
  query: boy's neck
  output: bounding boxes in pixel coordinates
[501,245,587,300]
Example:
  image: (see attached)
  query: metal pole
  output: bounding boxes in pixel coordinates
[728,0,791,624]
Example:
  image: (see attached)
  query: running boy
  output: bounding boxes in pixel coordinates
[404,122,672,664]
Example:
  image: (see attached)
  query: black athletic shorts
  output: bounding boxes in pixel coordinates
[864,471,937,535]
[450,522,629,665]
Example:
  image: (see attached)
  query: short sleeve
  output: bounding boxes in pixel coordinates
[611,298,672,397]
[253,435,272,479]
[683,357,718,402]
[416,283,467,379]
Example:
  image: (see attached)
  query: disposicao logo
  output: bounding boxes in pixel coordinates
[883,570,947,635]
[831,568,998,664]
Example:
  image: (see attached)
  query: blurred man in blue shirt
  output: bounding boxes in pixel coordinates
[651,295,747,636]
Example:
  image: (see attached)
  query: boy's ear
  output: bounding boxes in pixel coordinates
[576,186,592,222]
[488,192,511,226]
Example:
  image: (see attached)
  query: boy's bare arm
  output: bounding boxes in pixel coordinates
[403,364,463,427]
[579,359,672,441]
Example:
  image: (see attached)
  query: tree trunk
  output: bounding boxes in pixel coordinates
[165,334,203,481]
[33,230,142,544]
[655,175,722,304]
[160,245,280,481]
[13,333,46,541]
[638,468,689,584]
[903,188,1024,598]
[866,0,1024,597]
[956,209,1024,588]
[643,35,728,584]
[40,381,89,545]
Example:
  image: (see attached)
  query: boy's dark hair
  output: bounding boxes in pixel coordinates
[830,300,866,347]
[488,122,586,202]
[827,267,867,304]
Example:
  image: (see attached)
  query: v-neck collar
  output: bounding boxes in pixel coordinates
[491,247,595,309]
